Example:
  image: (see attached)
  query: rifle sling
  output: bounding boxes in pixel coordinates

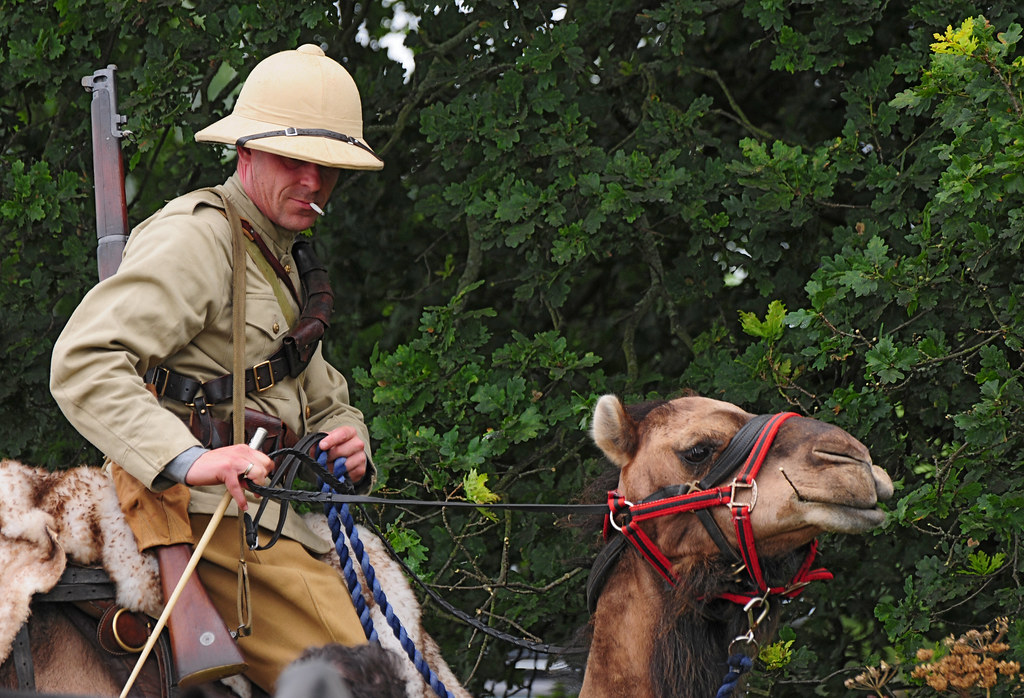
[239,218,300,326]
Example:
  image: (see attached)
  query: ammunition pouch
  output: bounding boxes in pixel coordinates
[188,403,299,453]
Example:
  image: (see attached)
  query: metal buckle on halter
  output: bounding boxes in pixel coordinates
[728,479,758,511]
[782,580,812,595]
[608,498,634,533]
[743,595,771,630]
[728,629,758,655]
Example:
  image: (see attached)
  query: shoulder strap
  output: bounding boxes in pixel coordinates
[219,190,247,447]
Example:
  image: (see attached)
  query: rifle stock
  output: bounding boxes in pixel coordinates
[83,66,246,687]
[155,545,247,686]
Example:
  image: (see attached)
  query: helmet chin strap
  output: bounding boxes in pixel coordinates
[236,127,382,162]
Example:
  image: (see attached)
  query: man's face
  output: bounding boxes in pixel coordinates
[237,147,341,231]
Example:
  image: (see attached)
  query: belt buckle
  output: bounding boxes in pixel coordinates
[152,366,170,397]
[253,360,275,392]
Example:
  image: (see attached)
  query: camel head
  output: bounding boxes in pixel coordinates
[591,394,893,567]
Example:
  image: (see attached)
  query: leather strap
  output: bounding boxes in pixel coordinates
[12,623,34,691]
[239,219,300,307]
[235,127,382,163]
[75,599,152,655]
[148,352,296,406]
[698,414,774,490]
[228,191,246,447]
[244,432,325,552]
[62,602,172,698]
[224,189,253,638]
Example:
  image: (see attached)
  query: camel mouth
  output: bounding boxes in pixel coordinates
[799,501,888,534]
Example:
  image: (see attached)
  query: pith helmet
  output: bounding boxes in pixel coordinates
[195,44,383,171]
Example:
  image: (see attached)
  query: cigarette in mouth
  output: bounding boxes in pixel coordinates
[309,202,324,215]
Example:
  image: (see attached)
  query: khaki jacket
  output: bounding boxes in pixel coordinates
[50,174,369,553]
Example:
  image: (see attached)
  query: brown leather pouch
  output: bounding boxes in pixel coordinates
[241,407,299,452]
[189,407,298,453]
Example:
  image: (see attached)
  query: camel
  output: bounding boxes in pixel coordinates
[579,394,893,698]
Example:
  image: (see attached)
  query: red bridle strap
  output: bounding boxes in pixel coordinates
[717,539,833,605]
[727,411,795,592]
[605,411,832,603]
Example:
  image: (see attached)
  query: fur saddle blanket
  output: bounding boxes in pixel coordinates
[0,459,469,698]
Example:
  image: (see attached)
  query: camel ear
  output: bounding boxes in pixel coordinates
[591,394,637,469]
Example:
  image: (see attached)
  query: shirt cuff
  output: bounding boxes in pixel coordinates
[155,445,209,488]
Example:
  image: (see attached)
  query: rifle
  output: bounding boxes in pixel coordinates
[82,65,246,687]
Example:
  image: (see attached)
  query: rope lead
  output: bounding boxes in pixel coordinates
[714,653,754,697]
[320,451,455,698]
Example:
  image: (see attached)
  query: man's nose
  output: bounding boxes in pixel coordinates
[297,162,324,190]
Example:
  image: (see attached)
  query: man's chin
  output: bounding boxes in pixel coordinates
[278,212,318,232]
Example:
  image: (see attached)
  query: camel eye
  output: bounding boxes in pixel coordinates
[679,444,714,466]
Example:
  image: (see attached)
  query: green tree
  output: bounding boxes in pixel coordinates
[2,1,1022,695]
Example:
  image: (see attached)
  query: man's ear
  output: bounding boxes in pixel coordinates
[235,145,253,181]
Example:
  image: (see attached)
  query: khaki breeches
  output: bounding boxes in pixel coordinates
[110,462,195,549]
[110,463,366,691]
[190,514,367,693]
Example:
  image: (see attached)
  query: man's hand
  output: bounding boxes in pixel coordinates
[186,445,275,511]
[318,426,368,484]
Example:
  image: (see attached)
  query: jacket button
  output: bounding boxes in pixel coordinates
[272,322,280,333]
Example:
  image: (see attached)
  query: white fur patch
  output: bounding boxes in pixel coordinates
[0,460,162,665]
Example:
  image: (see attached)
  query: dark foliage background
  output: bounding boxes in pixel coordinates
[3,1,1022,695]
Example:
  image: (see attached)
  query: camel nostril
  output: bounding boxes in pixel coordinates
[812,449,871,468]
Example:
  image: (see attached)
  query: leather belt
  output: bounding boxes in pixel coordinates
[146,347,296,406]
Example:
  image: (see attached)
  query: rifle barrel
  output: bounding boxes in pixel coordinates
[82,65,129,281]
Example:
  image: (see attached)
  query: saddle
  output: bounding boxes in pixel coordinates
[6,565,260,698]
[6,565,170,697]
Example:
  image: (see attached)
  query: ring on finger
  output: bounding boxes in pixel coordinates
[242,463,254,478]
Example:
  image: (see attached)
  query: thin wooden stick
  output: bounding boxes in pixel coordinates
[119,428,266,698]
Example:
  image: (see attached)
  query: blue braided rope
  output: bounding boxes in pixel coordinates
[319,453,377,643]
[714,653,754,698]
[319,451,455,698]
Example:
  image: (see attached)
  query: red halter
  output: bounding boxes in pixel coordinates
[602,412,833,605]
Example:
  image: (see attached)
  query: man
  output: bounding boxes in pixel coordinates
[50,44,383,692]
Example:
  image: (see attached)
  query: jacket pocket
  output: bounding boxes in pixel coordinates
[244,295,289,362]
